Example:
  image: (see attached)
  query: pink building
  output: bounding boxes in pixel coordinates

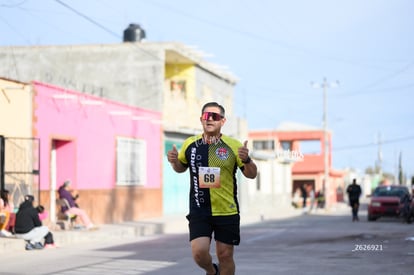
[1,78,163,225]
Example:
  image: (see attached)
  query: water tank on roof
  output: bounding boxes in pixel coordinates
[123,23,146,42]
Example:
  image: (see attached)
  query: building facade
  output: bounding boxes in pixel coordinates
[1,78,163,224]
[249,123,345,209]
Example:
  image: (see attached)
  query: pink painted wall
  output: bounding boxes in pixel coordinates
[33,81,162,191]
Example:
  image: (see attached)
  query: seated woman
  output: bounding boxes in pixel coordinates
[14,195,56,250]
[0,189,14,236]
[58,180,97,230]
[0,211,11,237]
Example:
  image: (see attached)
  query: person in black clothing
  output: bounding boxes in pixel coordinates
[14,195,55,250]
[300,183,308,211]
[400,192,413,223]
[346,179,362,221]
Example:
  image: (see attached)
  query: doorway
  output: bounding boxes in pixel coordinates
[50,139,76,223]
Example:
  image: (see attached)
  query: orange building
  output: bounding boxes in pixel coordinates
[249,123,345,208]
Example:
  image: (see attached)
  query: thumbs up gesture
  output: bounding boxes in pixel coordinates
[238,140,250,163]
[167,144,179,163]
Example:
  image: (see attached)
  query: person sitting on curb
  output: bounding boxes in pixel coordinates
[14,195,56,250]
[0,189,15,236]
[58,180,98,230]
[36,205,48,222]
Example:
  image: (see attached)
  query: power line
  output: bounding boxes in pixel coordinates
[0,0,27,8]
[54,0,120,39]
[5,1,413,102]
[336,81,414,97]
[146,0,410,74]
[358,60,414,90]
[53,0,236,84]
[3,1,412,132]
[2,0,241,112]
[332,135,414,152]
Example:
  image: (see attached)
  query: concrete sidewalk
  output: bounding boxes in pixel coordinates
[0,203,349,253]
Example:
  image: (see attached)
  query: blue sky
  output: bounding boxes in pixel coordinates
[1,0,413,178]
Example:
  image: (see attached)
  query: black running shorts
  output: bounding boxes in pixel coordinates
[186,214,240,245]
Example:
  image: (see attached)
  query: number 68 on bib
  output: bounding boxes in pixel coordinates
[199,167,221,188]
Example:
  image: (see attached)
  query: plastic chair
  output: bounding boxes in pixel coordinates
[56,198,77,230]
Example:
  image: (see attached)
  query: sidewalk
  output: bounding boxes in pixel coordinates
[0,203,349,253]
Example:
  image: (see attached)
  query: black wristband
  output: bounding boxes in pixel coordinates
[242,156,251,164]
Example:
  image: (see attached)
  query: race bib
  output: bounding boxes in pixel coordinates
[199,167,221,188]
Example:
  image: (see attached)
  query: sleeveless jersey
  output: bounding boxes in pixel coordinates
[178,134,245,216]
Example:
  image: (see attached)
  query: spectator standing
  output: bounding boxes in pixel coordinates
[300,183,308,212]
[346,179,362,221]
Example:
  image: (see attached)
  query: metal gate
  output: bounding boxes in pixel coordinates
[0,136,40,208]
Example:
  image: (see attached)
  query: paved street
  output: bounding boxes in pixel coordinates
[1,207,414,275]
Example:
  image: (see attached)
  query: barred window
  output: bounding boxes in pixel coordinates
[116,137,147,186]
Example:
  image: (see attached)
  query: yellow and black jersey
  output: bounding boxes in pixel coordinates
[178,134,245,216]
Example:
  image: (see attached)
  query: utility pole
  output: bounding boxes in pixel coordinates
[376,132,382,177]
[398,151,403,185]
[311,78,339,208]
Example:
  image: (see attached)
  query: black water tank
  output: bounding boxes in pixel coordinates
[123,23,146,42]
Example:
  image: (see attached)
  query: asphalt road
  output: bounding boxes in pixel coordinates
[2,209,414,275]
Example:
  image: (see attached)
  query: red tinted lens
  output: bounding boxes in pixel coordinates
[202,112,222,121]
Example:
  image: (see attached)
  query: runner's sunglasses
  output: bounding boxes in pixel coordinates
[201,112,224,121]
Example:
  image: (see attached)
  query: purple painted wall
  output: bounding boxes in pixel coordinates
[33,81,162,191]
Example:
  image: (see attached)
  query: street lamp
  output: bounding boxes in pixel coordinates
[311,78,339,208]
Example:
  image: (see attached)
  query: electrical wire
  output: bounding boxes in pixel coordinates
[332,135,414,152]
[0,0,27,8]
[54,0,120,39]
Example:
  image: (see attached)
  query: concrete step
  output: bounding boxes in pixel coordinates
[0,221,165,253]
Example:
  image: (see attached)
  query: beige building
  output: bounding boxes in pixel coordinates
[0,78,33,137]
[0,78,39,204]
